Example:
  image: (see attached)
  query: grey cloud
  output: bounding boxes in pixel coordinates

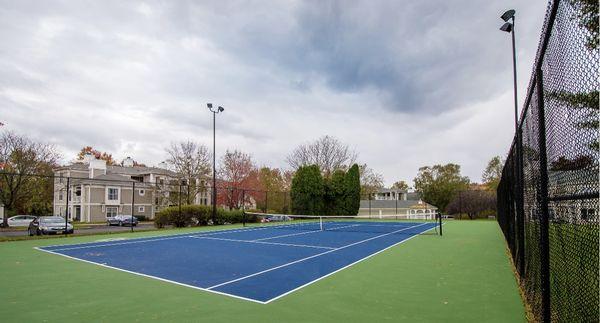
[0,0,548,184]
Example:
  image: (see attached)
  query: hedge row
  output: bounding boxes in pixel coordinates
[154,205,257,228]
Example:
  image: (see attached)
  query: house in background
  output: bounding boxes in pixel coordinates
[359,188,437,219]
[372,188,421,201]
[53,155,210,222]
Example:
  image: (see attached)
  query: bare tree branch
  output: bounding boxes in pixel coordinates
[286,135,357,176]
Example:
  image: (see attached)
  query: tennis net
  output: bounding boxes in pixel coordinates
[243,212,442,236]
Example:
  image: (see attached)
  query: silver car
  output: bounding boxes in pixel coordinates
[28,216,74,235]
[107,215,138,226]
[7,215,37,227]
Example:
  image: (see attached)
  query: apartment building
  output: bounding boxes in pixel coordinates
[53,156,210,222]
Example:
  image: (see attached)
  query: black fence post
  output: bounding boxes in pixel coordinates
[131,181,135,233]
[65,177,70,236]
[368,194,372,217]
[458,191,462,220]
[535,68,551,323]
[516,128,526,275]
[264,191,268,213]
[178,181,182,219]
[241,189,246,227]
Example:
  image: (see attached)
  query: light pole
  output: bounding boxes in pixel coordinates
[500,9,525,277]
[207,103,224,225]
[500,9,518,131]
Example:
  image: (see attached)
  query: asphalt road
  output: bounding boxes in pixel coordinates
[0,222,156,237]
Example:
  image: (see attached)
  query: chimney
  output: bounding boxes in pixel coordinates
[89,159,107,178]
[123,157,134,168]
[83,152,94,164]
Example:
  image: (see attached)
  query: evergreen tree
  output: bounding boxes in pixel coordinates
[290,165,324,215]
[324,169,347,215]
[343,164,361,215]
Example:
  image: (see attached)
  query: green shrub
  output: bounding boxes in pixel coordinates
[154,205,255,227]
[153,212,169,228]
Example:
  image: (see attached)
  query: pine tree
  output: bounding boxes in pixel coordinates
[344,164,361,215]
[324,169,347,215]
[290,165,324,215]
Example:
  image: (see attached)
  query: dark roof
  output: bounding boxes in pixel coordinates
[55,163,177,177]
[107,165,177,177]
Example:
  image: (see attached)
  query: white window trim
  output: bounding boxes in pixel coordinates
[106,206,119,218]
[138,206,145,213]
[139,189,145,196]
[106,187,120,204]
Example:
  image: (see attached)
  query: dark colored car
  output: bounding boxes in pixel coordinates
[28,216,74,236]
[107,215,138,227]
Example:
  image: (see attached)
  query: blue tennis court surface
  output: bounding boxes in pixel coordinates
[37,221,439,303]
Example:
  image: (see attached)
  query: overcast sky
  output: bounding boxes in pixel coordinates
[0,0,549,186]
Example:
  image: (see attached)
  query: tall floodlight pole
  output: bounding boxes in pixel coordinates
[500,9,525,277]
[207,103,224,225]
[500,9,518,131]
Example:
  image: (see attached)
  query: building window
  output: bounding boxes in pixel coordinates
[581,208,596,220]
[59,191,63,201]
[106,206,118,218]
[139,189,145,196]
[107,188,119,201]
[138,206,145,213]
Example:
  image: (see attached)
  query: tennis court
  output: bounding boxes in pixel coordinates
[36,216,440,303]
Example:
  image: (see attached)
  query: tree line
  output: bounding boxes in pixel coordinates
[0,128,505,223]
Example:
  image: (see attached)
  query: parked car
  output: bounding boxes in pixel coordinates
[28,216,74,236]
[7,215,37,227]
[261,215,291,223]
[107,215,138,227]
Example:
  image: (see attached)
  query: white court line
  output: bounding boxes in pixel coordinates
[264,222,441,304]
[33,247,268,304]
[252,223,361,242]
[41,222,312,251]
[206,222,430,290]
[188,236,335,250]
[35,221,443,304]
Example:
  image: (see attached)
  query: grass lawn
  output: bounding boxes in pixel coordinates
[0,221,524,322]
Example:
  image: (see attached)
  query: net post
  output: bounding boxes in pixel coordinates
[438,211,442,236]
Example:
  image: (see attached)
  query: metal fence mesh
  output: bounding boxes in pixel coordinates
[497,1,599,322]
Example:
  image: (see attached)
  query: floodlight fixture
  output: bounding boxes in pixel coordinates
[501,9,515,22]
[500,22,513,33]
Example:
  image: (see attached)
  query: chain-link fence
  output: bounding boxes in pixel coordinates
[497,1,599,322]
